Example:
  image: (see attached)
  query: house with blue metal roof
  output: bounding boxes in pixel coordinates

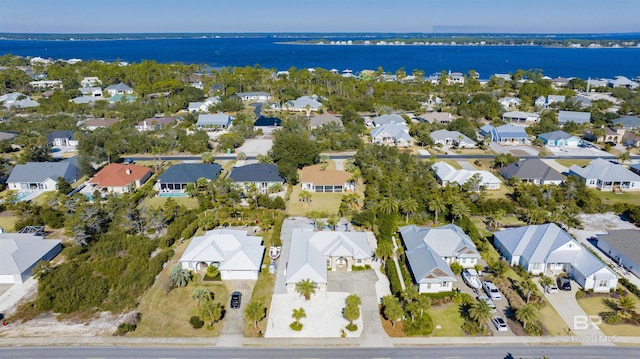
[155,163,222,195]
[399,224,480,293]
[228,163,284,194]
[537,130,580,148]
[196,113,233,130]
[484,124,529,144]
[493,223,618,292]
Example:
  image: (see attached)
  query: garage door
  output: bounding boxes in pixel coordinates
[222,270,257,280]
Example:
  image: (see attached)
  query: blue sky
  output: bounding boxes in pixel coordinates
[2,0,639,33]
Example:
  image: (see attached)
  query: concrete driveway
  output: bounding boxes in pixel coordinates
[217,280,255,347]
[541,279,613,346]
[457,273,515,337]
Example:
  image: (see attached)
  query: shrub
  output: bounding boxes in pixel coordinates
[461,319,488,335]
[345,323,358,332]
[289,321,303,331]
[450,262,463,275]
[385,261,403,296]
[351,264,371,271]
[575,290,585,299]
[115,323,136,336]
[524,321,544,336]
[190,316,204,329]
[619,278,640,298]
[403,312,434,336]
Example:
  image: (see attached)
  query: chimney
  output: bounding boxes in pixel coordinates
[126,167,132,175]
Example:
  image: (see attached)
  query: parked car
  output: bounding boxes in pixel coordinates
[230,291,242,309]
[545,283,559,294]
[491,316,508,332]
[476,295,497,311]
[482,280,502,300]
[123,158,135,164]
[557,276,572,291]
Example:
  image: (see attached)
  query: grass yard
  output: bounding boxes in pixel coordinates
[439,159,463,169]
[0,214,17,232]
[427,304,465,336]
[484,184,513,199]
[139,196,199,209]
[131,240,228,337]
[577,295,640,337]
[555,159,591,168]
[593,189,640,205]
[538,301,568,336]
[286,176,364,217]
[244,270,276,337]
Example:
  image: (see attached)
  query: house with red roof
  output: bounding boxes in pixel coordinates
[87,163,152,194]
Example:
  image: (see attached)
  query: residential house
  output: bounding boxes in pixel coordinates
[612,116,640,130]
[432,162,501,190]
[493,223,618,292]
[568,158,640,191]
[558,111,591,125]
[9,99,40,109]
[537,130,580,148]
[493,73,512,81]
[300,164,355,193]
[107,94,135,103]
[501,159,564,185]
[551,77,571,88]
[502,111,540,123]
[448,71,465,84]
[78,87,103,97]
[609,76,639,90]
[82,117,121,131]
[372,113,406,127]
[188,96,220,113]
[429,129,476,148]
[596,229,640,278]
[155,163,221,195]
[535,95,566,109]
[135,117,175,132]
[573,96,592,109]
[282,95,323,114]
[87,163,152,194]
[418,112,455,124]
[421,94,442,108]
[228,163,284,194]
[399,224,480,293]
[632,163,640,176]
[370,123,413,147]
[196,113,233,130]
[285,229,373,292]
[498,97,522,109]
[484,124,529,144]
[46,130,78,148]
[106,82,133,96]
[253,115,282,134]
[0,131,17,142]
[29,80,63,90]
[585,127,627,144]
[623,132,640,147]
[235,91,271,102]
[80,77,102,87]
[309,114,342,129]
[0,233,62,284]
[7,161,80,192]
[72,95,104,104]
[179,229,265,280]
[1,92,39,109]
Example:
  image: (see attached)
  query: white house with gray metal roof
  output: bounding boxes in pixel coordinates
[370,123,413,147]
[502,111,540,123]
[196,113,233,130]
[558,111,591,124]
[493,223,618,292]
[7,161,80,193]
[0,233,62,284]
[430,129,476,148]
[432,162,501,190]
[179,229,265,280]
[285,229,373,293]
[569,158,640,191]
[400,224,480,293]
[596,229,640,278]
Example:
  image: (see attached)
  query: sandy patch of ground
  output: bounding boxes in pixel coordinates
[571,212,638,242]
[265,292,362,338]
[0,311,125,338]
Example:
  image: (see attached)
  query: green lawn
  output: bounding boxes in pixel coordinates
[0,215,17,232]
[440,159,462,169]
[139,196,199,209]
[577,294,640,337]
[539,301,568,336]
[593,189,640,205]
[484,184,513,199]
[427,304,465,336]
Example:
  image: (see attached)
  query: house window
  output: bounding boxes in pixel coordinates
[530,263,542,271]
[326,259,331,267]
[356,259,362,264]
[597,280,608,288]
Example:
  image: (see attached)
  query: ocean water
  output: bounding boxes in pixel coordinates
[1,34,639,79]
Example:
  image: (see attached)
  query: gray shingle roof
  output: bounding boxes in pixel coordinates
[228,163,284,183]
[612,116,640,129]
[156,163,221,184]
[501,159,565,182]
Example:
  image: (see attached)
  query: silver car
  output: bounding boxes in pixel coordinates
[492,316,508,332]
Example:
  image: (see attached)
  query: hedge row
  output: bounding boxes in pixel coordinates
[385,260,403,296]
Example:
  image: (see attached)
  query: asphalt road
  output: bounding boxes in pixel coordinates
[0,345,635,359]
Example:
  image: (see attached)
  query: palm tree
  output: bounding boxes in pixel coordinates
[540,276,554,297]
[299,190,312,206]
[516,304,539,329]
[291,307,306,324]
[295,279,317,300]
[451,201,470,223]
[343,302,360,325]
[346,294,362,307]
[617,295,637,315]
[376,197,398,216]
[382,295,404,328]
[169,265,191,287]
[618,151,632,165]
[469,299,493,324]
[428,197,446,224]
[522,279,538,303]
[245,300,266,329]
[192,288,212,305]
[32,260,52,280]
[327,215,339,230]
[399,197,419,223]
